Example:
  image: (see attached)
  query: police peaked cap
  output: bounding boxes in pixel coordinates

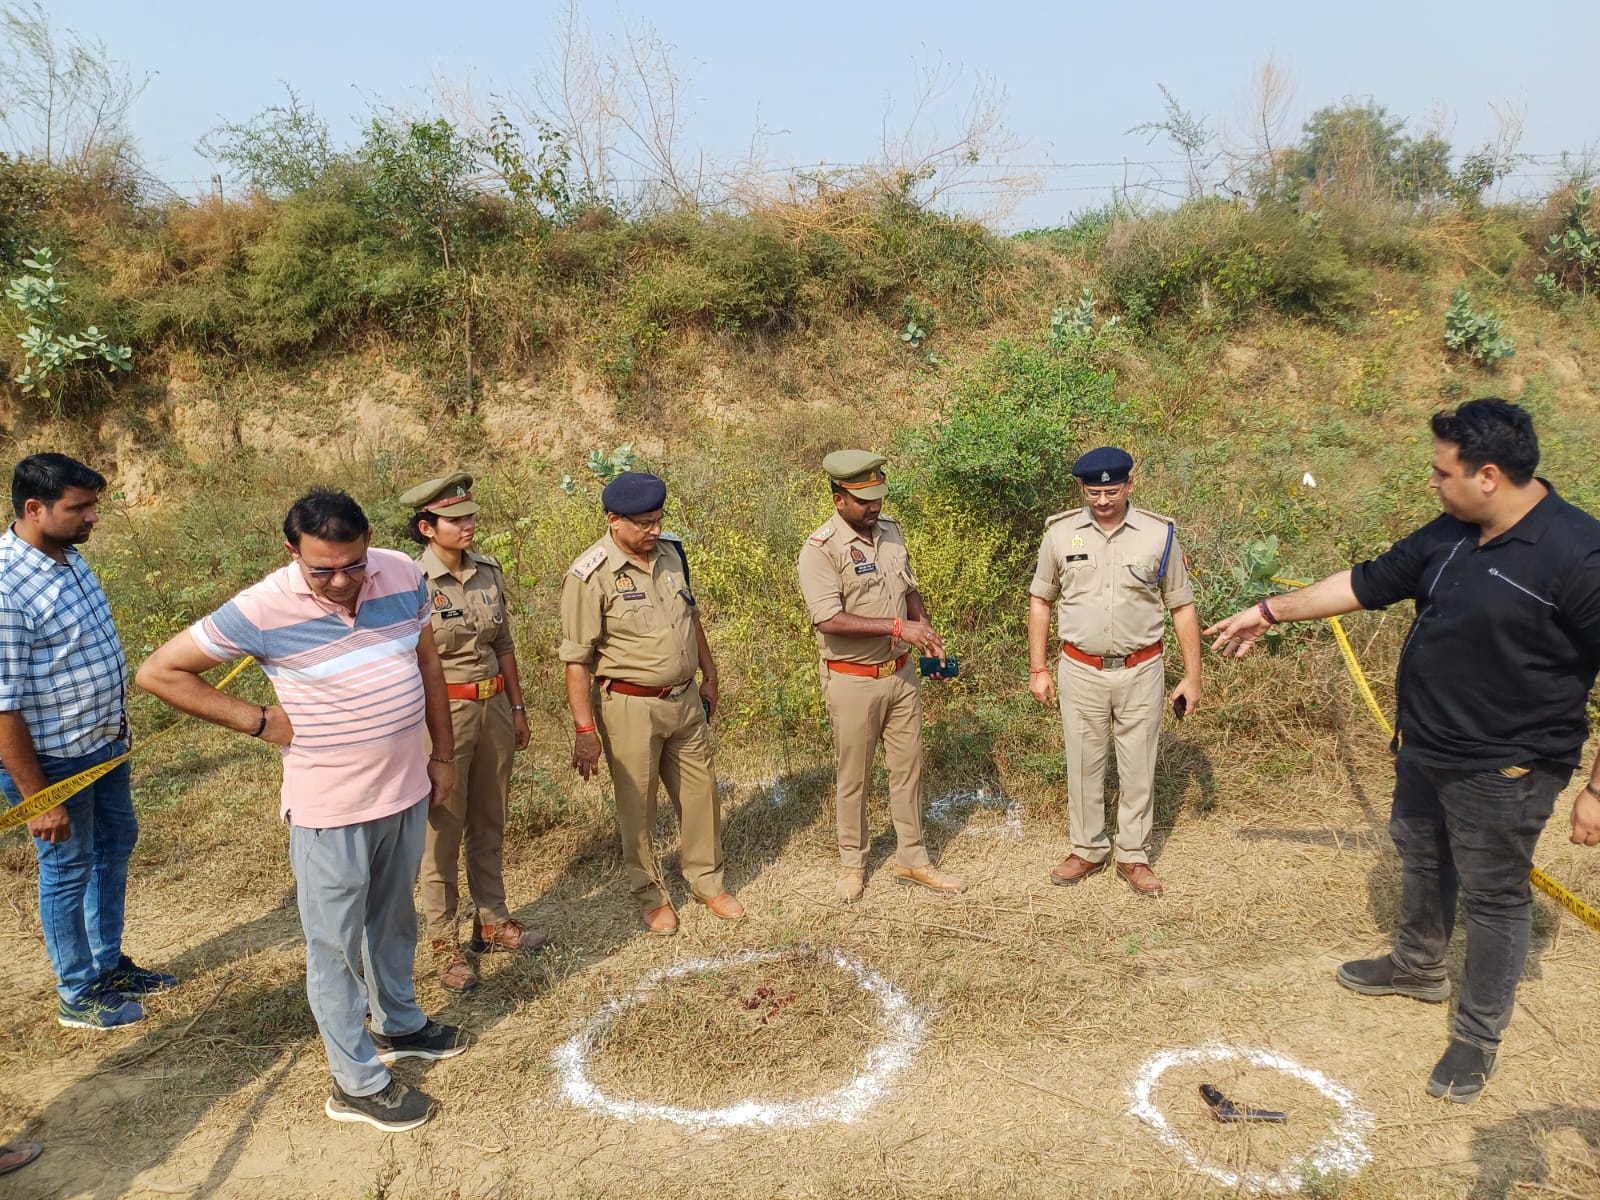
[1071,447,1134,485]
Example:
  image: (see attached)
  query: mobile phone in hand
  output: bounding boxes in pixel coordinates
[1172,695,1188,719]
[919,656,960,679]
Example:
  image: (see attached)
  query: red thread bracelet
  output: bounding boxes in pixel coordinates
[574,723,596,735]
[892,617,903,640]
[1258,597,1281,625]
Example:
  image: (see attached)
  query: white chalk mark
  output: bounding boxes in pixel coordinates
[554,949,925,1129]
[926,785,1024,839]
[1128,1044,1373,1194]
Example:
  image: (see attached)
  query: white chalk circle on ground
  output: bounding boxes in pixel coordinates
[926,785,1024,838]
[1127,1044,1374,1195]
[553,948,925,1129]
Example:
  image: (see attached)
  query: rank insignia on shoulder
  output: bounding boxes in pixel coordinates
[807,522,835,545]
[1045,509,1077,529]
[570,545,607,581]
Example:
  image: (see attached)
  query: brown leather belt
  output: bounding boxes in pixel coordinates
[446,674,504,701]
[1061,640,1162,671]
[601,678,694,698]
[826,652,910,679]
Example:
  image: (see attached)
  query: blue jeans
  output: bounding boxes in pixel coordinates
[1388,754,1568,1051]
[1,740,135,1004]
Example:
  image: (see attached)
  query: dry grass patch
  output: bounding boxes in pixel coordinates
[582,949,885,1109]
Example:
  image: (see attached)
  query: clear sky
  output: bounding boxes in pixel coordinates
[24,0,1600,229]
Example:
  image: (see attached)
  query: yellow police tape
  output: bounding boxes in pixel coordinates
[0,656,258,837]
[1271,576,1600,936]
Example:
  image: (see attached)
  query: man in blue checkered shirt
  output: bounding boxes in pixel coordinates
[0,454,177,1030]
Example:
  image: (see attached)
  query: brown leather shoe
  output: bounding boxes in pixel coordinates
[1116,861,1164,897]
[641,903,678,935]
[893,864,968,894]
[431,938,478,994]
[837,867,866,904]
[471,917,550,954]
[693,891,746,920]
[1050,854,1107,886]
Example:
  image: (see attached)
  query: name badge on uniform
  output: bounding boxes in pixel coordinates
[1063,553,1088,563]
[854,563,877,575]
[438,608,465,619]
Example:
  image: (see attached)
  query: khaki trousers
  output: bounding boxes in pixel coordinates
[1057,654,1164,864]
[597,687,724,911]
[421,693,515,938]
[821,661,932,870]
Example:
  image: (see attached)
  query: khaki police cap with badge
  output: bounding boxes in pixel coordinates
[400,471,480,517]
[822,449,889,501]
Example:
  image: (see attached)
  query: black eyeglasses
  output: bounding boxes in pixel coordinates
[302,558,368,580]
[620,514,664,532]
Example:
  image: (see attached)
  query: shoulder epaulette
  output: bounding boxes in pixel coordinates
[569,544,608,581]
[1134,507,1175,526]
[876,514,899,525]
[1045,508,1080,528]
[470,550,502,570]
[659,530,682,543]
[806,521,835,546]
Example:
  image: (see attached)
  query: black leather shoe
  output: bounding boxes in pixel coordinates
[1336,955,1449,1002]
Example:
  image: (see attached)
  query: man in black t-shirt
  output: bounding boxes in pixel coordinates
[1206,398,1600,1105]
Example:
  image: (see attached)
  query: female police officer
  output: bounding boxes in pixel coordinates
[401,472,547,992]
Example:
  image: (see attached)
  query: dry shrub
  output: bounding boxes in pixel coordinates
[164,193,276,277]
[583,951,884,1107]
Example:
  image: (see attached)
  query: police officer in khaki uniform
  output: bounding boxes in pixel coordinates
[798,450,967,904]
[401,473,548,993]
[559,471,743,934]
[1027,447,1202,897]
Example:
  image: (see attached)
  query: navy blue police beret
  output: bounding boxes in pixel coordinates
[601,471,668,515]
[1071,446,1134,485]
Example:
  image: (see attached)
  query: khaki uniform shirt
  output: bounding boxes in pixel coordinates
[1029,506,1195,656]
[797,513,919,665]
[420,546,514,683]
[559,533,698,686]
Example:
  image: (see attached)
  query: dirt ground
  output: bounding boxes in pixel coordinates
[3,714,1599,1200]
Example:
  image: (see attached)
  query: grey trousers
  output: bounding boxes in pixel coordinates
[289,797,429,1096]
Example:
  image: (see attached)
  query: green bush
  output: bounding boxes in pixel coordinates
[1096,200,1364,328]
[241,194,440,353]
[910,339,1126,545]
[1444,286,1514,366]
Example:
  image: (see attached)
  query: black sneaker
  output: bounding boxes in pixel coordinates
[1335,955,1450,1002]
[324,1078,436,1131]
[102,955,178,997]
[1427,1038,1497,1104]
[369,1019,470,1063]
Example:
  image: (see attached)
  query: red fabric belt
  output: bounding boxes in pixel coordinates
[1061,640,1162,671]
[825,652,910,679]
[446,674,504,701]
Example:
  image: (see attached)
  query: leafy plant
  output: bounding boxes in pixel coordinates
[1048,288,1122,354]
[358,117,480,268]
[561,443,637,494]
[1444,286,1514,366]
[6,246,131,408]
[1541,185,1598,296]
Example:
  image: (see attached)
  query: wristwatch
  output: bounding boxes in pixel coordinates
[1586,781,1600,801]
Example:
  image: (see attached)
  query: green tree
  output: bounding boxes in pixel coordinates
[358,116,479,268]
[198,85,336,196]
[1283,99,1452,206]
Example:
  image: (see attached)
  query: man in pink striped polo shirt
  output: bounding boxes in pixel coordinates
[137,489,466,1132]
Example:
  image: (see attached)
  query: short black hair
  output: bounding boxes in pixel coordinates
[283,488,370,547]
[11,453,105,516]
[1431,398,1539,486]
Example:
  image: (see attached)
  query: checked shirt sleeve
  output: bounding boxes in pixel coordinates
[0,587,34,711]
